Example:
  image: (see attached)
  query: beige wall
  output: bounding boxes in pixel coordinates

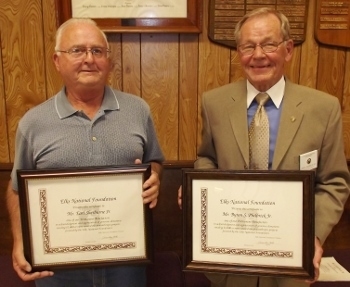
[1,0,350,163]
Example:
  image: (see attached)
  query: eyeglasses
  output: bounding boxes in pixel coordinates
[56,47,111,58]
[237,41,286,56]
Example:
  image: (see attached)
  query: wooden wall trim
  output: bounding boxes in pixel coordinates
[0,163,12,171]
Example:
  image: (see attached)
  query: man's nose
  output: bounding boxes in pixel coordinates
[83,50,94,60]
[252,45,266,56]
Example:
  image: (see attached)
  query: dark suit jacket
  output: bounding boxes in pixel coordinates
[195,78,350,244]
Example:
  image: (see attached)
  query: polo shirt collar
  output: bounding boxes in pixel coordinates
[55,86,120,119]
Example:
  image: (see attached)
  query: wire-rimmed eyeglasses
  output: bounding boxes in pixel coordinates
[56,47,111,58]
[237,41,286,56]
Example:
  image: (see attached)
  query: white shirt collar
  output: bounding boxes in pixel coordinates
[246,77,285,108]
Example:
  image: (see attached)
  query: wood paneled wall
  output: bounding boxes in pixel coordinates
[0,0,350,163]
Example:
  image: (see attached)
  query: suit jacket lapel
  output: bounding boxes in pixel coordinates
[227,82,250,167]
[272,80,304,169]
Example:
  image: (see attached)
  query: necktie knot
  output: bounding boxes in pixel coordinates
[255,92,270,106]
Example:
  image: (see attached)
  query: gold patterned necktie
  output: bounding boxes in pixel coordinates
[249,93,270,170]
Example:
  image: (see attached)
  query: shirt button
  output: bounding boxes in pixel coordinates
[92,137,97,141]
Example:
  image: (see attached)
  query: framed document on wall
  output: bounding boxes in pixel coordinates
[182,169,315,279]
[17,164,152,271]
[55,0,203,33]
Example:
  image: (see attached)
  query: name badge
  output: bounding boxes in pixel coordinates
[299,150,318,170]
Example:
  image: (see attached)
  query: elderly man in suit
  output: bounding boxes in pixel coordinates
[179,7,350,287]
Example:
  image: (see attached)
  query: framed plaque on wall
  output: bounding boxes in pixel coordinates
[315,0,350,48]
[208,0,309,48]
[55,0,203,33]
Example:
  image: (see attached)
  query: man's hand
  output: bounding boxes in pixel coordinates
[306,237,323,284]
[134,159,162,208]
[12,244,53,281]
[7,181,53,281]
[178,185,182,209]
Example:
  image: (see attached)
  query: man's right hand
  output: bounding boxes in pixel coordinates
[12,246,54,281]
[7,180,54,282]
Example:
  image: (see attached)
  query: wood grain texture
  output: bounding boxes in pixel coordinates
[0,34,10,163]
[0,0,47,161]
[317,46,346,102]
[122,34,141,97]
[229,50,245,83]
[141,34,179,160]
[285,44,301,83]
[107,34,122,91]
[42,0,63,97]
[299,0,318,88]
[197,0,231,150]
[0,0,350,163]
[0,34,10,162]
[179,34,199,160]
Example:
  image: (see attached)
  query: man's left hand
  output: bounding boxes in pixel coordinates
[134,159,161,208]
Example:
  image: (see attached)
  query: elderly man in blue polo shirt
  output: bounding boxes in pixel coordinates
[7,18,164,287]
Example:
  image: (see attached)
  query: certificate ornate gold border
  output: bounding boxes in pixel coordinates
[55,0,203,33]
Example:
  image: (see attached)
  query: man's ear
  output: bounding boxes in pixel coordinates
[53,53,60,72]
[285,39,294,62]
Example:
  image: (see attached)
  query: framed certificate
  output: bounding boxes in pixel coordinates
[182,169,315,279]
[17,164,152,271]
[55,0,203,33]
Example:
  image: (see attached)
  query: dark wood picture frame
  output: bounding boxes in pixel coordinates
[182,169,315,279]
[17,164,152,271]
[55,0,203,33]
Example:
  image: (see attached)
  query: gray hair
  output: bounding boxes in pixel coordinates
[234,8,291,45]
[55,18,109,51]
